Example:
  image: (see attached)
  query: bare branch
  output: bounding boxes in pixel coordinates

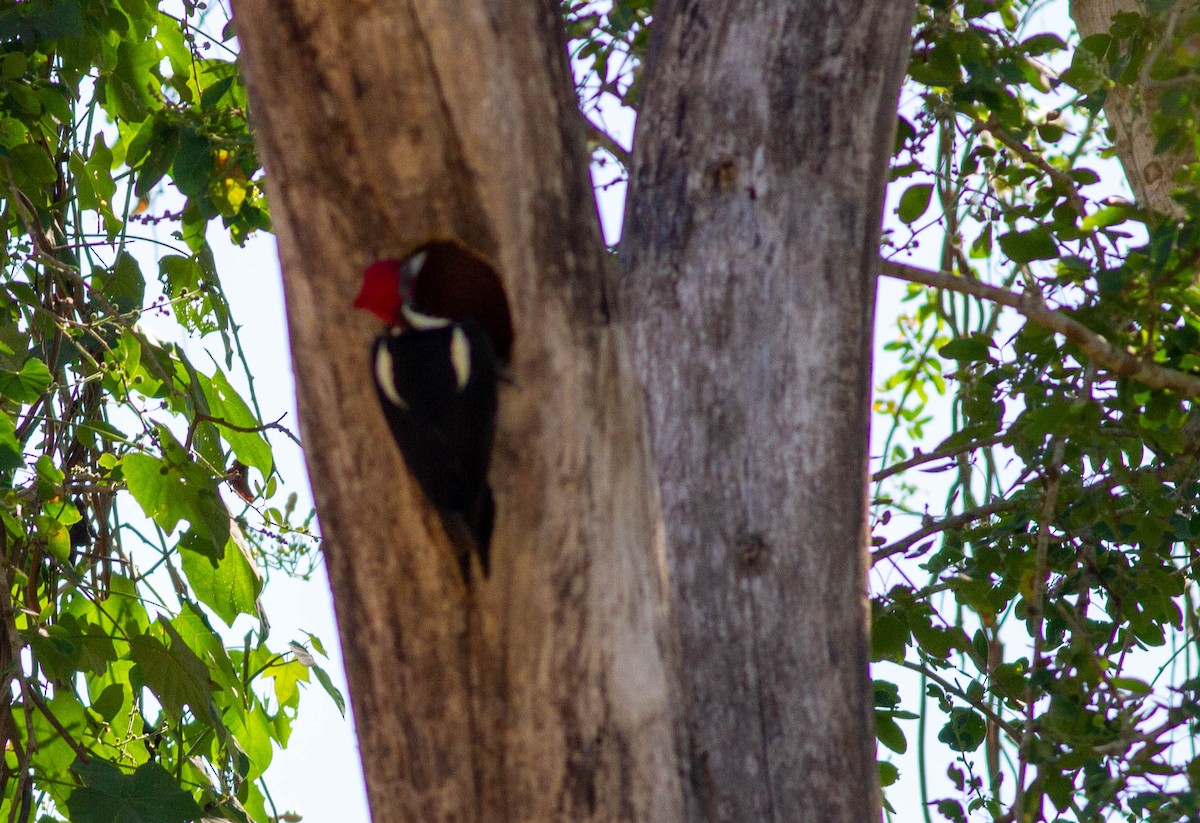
[872,431,1006,483]
[873,498,1022,565]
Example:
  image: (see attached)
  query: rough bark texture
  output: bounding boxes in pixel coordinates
[1072,0,1187,216]
[230,2,683,821]
[616,2,914,821]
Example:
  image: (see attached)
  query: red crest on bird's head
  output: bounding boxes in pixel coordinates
[354,254,427,326]
[353,260,402,325]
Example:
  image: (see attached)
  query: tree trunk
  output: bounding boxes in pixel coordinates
[231,2,684,821]
[616,2,914,821]
[1071,0,1187,216]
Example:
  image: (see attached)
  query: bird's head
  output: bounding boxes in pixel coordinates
[355,240,515,364]
[353,252,428,328]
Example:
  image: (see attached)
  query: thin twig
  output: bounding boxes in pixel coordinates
[873,432,1006,483]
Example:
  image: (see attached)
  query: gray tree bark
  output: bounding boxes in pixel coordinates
[616,2,915,821]
[231,1,684,821]
[1072,0,1188,216]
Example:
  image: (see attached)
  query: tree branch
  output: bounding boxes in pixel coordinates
[872,431,1005,483]
[879,258,1200,397]
[873,498,1022,565]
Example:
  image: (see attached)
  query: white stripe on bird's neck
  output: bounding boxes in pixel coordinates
[400,304,452,330]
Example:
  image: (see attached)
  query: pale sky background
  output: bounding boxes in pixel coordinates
[197,4,1090,821]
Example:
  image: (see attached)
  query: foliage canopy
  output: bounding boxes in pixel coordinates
[0,1,330,821]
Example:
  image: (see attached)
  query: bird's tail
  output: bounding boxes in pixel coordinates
[441,486,494,581]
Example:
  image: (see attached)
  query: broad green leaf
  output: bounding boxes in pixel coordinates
[0,358,52,403]
[172,127,211,198]
[35,514,71,563]
[130,620,224,732]
[205,367,273,477]
[103,252,146,315]
[134,120,180,197]
[1111,676,1152,695]
[938,336,994,362]
[67,760,203,823]
[0,52,26,79]
[226,696,274,781]
[107,38,159,123]
[172,601,243,696]
[180,521,262,626]
[1081,204,1132,232]
[879,760,900,787]
[266,658,310,709]
[1060,40,1109,94]
[123,432,229,555]
[998,227,1058,263]
[871,613,909,662]
[8,143,57,187]
[28,0,85,39]
[1021,33,1066,56]
[89,683,126,722]
[122,453,189,534]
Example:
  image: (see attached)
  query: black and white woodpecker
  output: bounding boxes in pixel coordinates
[353,241,513,578]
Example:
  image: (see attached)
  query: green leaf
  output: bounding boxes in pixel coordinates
[68,759,203,823]
[107,38,159,123]
[122,453,189,534]
[104,252,147,315]
[998,228,1058,263]
[938,336,994,362]
[1081,204,1132,232]
[134,121,180,197]
[875,714,908,754]
[172,127,211,198]
[123,430,230,555]
[311,663,347,716]
[0,52,27,79]
[0,358,52,403]
[871,613,909,661]
[30,0,84,39]
[878,759,900,787]
[897,183,933,224]
[180,520,262,626]
[226,696,274,781]
[0,411,24,471]
[1060,42,1109,94]
[1111,676,1151,695]
[938,708,987,752]
[90,683,126,722]
[8,143,57,187]
[204,367,273,477]
[130,620,224,732]
[35,514,71,563]
[266,658,310,710]
[1021,33,1066,56]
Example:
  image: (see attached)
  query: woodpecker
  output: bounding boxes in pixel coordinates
[354,241,511,579]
